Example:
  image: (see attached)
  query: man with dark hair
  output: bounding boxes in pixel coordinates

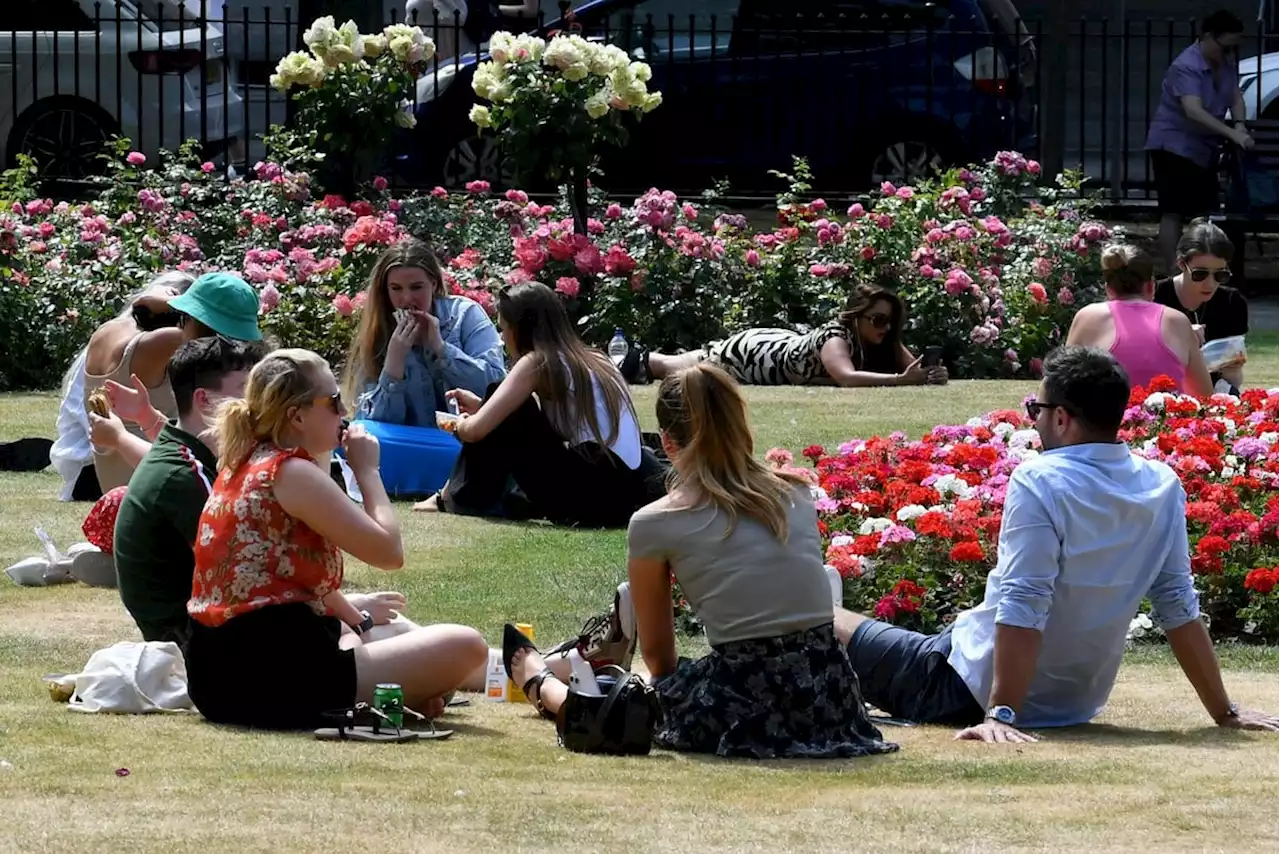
[836,346,1278,739]
[112,337,268,646]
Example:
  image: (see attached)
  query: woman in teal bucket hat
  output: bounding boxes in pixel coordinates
[82,271,264,495]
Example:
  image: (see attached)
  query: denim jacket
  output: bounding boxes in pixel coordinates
[357,296,506,426]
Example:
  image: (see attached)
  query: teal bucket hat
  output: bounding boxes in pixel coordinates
[169,272,263,341]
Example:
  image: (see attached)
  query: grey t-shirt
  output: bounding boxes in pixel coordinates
[627,484,834,646]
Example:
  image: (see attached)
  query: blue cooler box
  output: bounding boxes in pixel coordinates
[338,420,461,500]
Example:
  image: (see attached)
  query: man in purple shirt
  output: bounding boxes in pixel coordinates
[1145,10,1254,269]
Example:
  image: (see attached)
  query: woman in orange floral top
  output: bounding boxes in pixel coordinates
[185,349,488,729]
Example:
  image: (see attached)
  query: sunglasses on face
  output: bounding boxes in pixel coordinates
[864,313,893,330]
[1187,267,1231,284]
[315,392,344,415]
[1025,400,1073,421]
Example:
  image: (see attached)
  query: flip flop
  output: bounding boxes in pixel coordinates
[315,703,453,742]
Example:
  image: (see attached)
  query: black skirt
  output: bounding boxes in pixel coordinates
[653,623,900,759]
[186,603,357,730]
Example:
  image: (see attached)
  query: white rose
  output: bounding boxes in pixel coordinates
[270,51,325,93]
[394,102,417,128]
[362,34,387,59]
[584,91,610,119]
[640,91,662,112]
[629,60,652,82]
[303,15,337,52]
[543,36,583,71]
[469,104,493,128]
[562,62,590,82]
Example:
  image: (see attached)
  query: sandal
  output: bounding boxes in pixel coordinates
[314,702,453,742]
[502,623,557,721]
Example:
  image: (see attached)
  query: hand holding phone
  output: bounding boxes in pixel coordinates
[923,346,944,368]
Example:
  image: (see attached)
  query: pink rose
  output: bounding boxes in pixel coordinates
[1027,282,1048,304]
[603,245,637,276]
[919,264,938,279]
[260,283,281,314]
[1004,348,1018,362]
[876,214,894,230]
[587,218,605,235]
[1029,357,1044,377]
[605,203,623,219]
[505,268,534,286]
[896,186,914,200]
[1033,256,1053,278]
[372,175,389,191]
[810,198,827,212]
[554,276,581,299]
[200,161,215,173]
[745,249,761,267]
[505,188,529,204]
[330,295,355,318]
[880,181,897,196]
[126,151,146,166]
[1026,160,1042,175]
[431,186,449,199]
[847,203,865,218]
[682,203,697,221]
[860,246,877,261]
[465,180,490,194]
[1057,286,1075,306]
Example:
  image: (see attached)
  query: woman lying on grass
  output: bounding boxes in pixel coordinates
[184,348,488,731]
[616,283,948,389]
[504,362,899,758]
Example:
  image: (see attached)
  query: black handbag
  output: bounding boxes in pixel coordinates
[556,665,664,755]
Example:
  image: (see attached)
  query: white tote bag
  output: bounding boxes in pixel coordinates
[66,642,195,714]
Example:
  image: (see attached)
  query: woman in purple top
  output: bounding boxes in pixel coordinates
[1145,10,1254,269]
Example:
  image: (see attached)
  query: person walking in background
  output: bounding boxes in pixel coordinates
[1145,10,1253,271]
[1066,244,1213,397]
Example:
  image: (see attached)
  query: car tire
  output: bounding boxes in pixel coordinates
[868,137,956,187]
[7,97,118,180]
[441,134,516,189]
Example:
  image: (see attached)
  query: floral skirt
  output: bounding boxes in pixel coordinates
[82,486,128,554]
[653,623,900,759]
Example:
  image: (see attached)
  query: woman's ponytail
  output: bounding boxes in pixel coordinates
[215,398,258,472]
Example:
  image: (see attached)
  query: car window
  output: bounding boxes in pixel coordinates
[1,0,96,30]
[734,1,952,55]
[571,0,740,60]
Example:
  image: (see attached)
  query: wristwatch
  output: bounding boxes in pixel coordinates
[986,705,1017,726]
[1216,702,1240,724]
[351,610,375,636]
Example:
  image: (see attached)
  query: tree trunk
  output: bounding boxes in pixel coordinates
[568,169,589,236]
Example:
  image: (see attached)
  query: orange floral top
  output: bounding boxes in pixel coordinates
[188,444,343,628]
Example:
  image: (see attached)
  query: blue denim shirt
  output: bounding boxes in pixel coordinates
[947,442,1200,728]
[357,295,506,426]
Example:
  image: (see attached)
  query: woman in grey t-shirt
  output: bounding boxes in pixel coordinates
[506,362,898,759]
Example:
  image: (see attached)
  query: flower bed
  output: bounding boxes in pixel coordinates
[0,145,1108,390]
[764,379,1278,644]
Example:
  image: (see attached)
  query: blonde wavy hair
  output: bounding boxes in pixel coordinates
[216,348,330,471]
[656,362,808,541]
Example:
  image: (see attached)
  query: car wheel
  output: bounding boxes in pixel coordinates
[869,140,949,186]
[441,135,516,189]
[7,98,117,180]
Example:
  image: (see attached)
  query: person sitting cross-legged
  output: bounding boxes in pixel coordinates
[838,345,1279,741]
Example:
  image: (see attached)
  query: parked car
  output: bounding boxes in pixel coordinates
[1,0,244,179]
[398,0,1037,192]
[1239,52,1278,120]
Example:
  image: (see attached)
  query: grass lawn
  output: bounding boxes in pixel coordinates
[0,336,1276,853]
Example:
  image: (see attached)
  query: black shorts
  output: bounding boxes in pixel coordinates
[186,603,357,729]
[845,620,984,726]
[1150,149,1221,219]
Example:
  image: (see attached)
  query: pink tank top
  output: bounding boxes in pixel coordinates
[1108,300,1186,391]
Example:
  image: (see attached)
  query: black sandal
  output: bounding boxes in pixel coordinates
[314,702,453,742]
[502,623,557,721]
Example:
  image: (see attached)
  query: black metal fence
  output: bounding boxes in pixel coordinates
[2,4,1276,204]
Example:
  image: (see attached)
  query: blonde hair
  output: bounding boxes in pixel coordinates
[1100,243,1154,296]
[216,348,330,471]
[656,363,808,541]
[341,239,447,403]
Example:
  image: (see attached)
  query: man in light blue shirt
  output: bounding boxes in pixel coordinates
[838,346,1278,741]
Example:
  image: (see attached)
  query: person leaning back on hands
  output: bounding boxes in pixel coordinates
[836,346,1278,743]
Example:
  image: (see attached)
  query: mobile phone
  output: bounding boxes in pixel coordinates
[923,346,944,368]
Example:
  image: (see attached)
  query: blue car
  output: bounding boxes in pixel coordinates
[400,0,1037,192]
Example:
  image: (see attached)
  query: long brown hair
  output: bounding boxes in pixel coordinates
[656,362,808,541]
[341,239,447,402]
[216,348,329,471]
[836,282,906,371]
[498,282,634,450]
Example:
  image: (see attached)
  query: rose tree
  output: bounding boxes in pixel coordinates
[468,31,662,233]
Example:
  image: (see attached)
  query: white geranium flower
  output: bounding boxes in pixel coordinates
[1143,392,1170,411]
[1261,431,1278,447]
[966,416,984,428]
[932,473,972,500]
[1008,428,1040,450]
[992,422,1015,438]
[1126,613,1154,641]
[858,517,894,535]
[830,534,854,547]
[896,504,927,522]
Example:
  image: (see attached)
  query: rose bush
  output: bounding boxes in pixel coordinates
[764,378,1278,644]
[0,144,1107,390]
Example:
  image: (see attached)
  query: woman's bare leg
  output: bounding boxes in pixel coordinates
[647,350,706,381]
[354,624,489,710]
[510,647,569,716]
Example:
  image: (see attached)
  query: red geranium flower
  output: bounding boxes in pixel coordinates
[950,541,986,562]
[1244,567,1279,594]
[1196,535,1230,557]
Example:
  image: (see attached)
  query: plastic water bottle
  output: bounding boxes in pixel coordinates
[608,328,628,363]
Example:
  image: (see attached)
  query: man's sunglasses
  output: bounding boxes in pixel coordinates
[1187,267,1231,284]
[1025,400,1073,420]
[865,313,893,330]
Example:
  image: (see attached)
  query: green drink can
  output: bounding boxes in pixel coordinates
[373,683,404,729]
